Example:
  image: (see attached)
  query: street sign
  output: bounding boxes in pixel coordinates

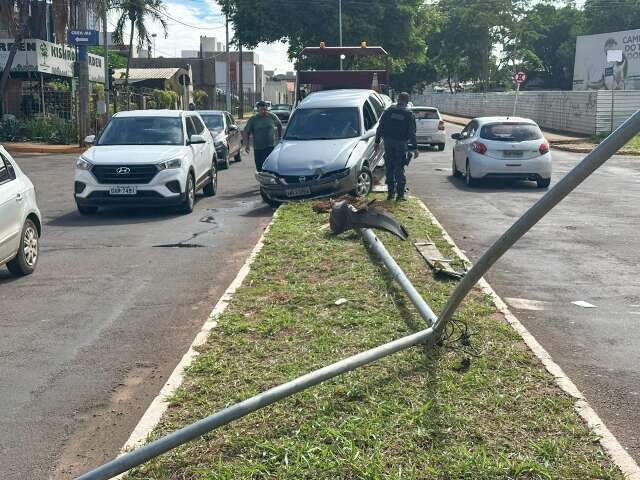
[69,30,100,46]
[513,71,527,84]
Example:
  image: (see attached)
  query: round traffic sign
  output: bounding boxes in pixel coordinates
[513,71,527,84]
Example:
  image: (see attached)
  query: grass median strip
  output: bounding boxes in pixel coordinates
[127,197,622,479]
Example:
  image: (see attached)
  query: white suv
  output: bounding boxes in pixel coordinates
[0,146,42,276]
[75,110,218,215]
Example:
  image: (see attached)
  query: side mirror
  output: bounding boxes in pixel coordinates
[362,130,376,140]
[451,133,462,140]
[84,135,96,145]
[228,125,238,132]
[189,134,206,144]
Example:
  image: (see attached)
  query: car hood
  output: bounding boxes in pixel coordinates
[263,138,360,175]
[82,145,188,164]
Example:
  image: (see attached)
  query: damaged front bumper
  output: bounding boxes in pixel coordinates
[257,169,356,202]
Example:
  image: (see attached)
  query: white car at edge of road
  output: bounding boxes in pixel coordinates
[0,146,42,276]
[75,110,218,215]
[451,116,552,188]
[411,106,446,151]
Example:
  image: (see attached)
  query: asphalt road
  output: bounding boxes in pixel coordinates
[0,151,272,479]
[408,123,640,462]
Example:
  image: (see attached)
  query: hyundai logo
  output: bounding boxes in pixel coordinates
[116,167,131,175]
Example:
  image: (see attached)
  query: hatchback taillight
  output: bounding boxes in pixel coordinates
[539,142,550,155]
[471,141,487,155]
[438,120,445,131]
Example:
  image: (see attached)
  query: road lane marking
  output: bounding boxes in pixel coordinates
[416,198,640,480]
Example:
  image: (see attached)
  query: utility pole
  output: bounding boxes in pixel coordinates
[238,39,244,119]
[225,8,231,112]
[339,0,343,70]
[78,0,90,145]
[103,7,110,121]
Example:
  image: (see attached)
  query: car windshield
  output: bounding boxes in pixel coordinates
[98,117,184,145]
[284,107,360,140]
[480,123,543,142]
[413,109,439,120]
[200,114,224,132]
[273,104,290,110]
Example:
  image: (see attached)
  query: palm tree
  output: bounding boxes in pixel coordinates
[112,0,168,88]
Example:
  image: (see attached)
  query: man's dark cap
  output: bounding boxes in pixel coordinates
[256,100,268,108]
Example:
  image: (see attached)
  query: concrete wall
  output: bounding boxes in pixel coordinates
[414,90,640,135]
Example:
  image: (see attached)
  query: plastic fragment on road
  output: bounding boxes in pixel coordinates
[572,300,597,308]
[414,237,466,280]
[334,298,348,306]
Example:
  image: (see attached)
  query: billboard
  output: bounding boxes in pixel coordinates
[0,38,104,83]
[573,29,640,90]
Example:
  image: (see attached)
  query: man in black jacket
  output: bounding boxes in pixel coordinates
[374,92,418,201]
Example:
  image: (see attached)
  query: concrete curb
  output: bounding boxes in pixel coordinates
[113,212,277,477]
[415,198,640,480]
[553,144,639,156]
[3,143,85,154]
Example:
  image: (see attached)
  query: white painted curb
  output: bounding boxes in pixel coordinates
[416,198,640,480]
[113,212,277,475]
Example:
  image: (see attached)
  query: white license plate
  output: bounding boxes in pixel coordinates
[109,186,137,195]
[286,186,311,197]
[503,151,523,158]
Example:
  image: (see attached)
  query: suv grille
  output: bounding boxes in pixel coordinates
[92,164,158,184]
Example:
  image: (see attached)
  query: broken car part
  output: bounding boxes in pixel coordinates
[329,201,408,240]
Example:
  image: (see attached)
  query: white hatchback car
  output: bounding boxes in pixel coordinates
[0,146,42,276]
[75,110,217,215]
[412,107,446,151]
[452,117,551,188]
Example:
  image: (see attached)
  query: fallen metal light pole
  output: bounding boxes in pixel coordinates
[76,327,436,480]
[360,227,437,326]
[433,109,640,339]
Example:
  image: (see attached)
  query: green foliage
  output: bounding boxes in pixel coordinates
[151,89,179,109]
[46,81,70,92]
[193,89,209,108]
[584,0,640,35]
[88,47,129,69]
[223,0,431,91]
[1,117,77,144]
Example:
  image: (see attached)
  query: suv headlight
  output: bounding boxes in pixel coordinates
[256,171,279,185]
[158,158,182,170]
[76,156,93,171]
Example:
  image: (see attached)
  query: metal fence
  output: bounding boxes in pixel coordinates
[414,90,640,135]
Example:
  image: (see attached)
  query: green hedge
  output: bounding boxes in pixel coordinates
[0,117,77,145]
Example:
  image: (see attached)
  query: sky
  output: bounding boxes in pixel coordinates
[110,0,295,73]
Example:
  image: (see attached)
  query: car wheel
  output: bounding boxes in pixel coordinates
[6,218,39,276]
[203,160,218,196]
[437,143,445,151]
[180,173,196,214]
[77,204,98,215]
[260,188,280,207]
[452,155,461,178]
[353,166,373,197]
[218,148,230,170]
[537,178,551,189]
[465,161,477,187]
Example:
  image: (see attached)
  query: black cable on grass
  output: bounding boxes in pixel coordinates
[439,317,481,367]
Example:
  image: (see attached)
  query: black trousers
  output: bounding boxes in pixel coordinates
[254,146,275,172]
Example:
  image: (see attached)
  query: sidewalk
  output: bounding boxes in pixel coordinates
[2,142,85,155]
[441,113,587,144]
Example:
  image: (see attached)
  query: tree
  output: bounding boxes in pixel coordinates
[193,90,209,108]
[0,0,34,115]
[112,0,168,88]
[584,0,640,35]
[512,4,585,90]
[222,0,430,92]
